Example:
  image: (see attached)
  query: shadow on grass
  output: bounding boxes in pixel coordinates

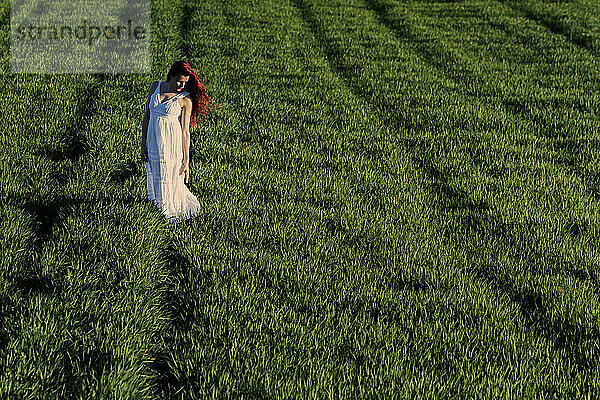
[35,132,89,162]
[499,0,597,55]
[108,158,140,184]
[11,74,109,245]
[502,98,585,171]
[0,294,15,353]
[392,275,429,292]
[34,74,108,163]
[9,195,87,246]
[150,242,214,397]
[58,340,112,396]
[12,275,57,296]
[473,264,595,371]
[181,2,195,59]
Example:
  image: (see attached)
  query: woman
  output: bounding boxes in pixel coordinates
[141,60,218,223]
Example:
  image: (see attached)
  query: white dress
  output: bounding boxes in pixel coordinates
[145,80,201,223]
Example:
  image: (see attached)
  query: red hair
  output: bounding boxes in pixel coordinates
[166,60,220,129]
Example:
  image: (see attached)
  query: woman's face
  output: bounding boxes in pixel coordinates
[169,74,190,92]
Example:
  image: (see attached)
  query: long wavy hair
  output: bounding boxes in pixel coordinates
[166,60,219,129]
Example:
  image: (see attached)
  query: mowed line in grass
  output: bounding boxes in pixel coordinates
[368,0,599,190]
[1,0,598,397]
[136,0,216,396]
[364,1,600,294]
[296,0,599,387]
[1,73,108,284]
[401,0,600,372]
[371,0,600,376]
[500,0,600,56]
[366,0,600,266]
[367,0,600,304]
[0,37,105,389]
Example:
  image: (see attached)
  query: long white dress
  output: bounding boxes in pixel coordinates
[145,80,201,223]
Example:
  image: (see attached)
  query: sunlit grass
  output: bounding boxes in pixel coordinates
[1,0,599,397]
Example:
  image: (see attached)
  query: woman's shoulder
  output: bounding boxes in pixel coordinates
[178,92,192,108]
[180,92,192,102]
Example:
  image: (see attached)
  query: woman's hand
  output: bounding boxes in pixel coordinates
[141,144,148,163]
[179,160,189,183]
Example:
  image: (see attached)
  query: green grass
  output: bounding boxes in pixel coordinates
[1,0,600,398]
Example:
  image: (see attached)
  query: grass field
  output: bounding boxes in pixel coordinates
[2,0,600,397]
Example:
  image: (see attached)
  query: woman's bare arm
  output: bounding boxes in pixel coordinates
[177,96,192,183]
[180,96,192,164]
